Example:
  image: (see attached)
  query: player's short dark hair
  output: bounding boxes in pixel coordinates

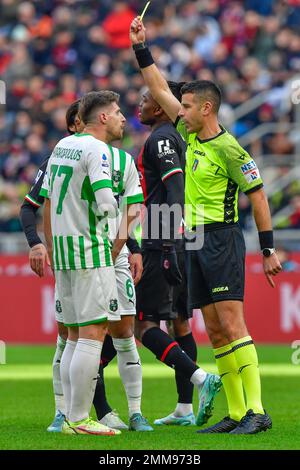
[180,80,222,113]
[79,91,120,124]
[66,99,80,134]
[167,81,187,102]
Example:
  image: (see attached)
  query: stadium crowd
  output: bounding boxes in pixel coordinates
[0,0,299,233]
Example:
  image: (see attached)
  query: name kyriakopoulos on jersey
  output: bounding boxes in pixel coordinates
[53,146,83,161]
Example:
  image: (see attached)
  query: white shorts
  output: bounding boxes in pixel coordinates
[54,283,64,323]
[115,253,136,316]
[55,266,121,327]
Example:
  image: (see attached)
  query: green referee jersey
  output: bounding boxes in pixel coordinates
[176,119,263,228]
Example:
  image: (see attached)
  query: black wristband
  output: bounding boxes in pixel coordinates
[29,238,43,248]
[134,44,154,69]
[126,236,142,255]
[258,230,274,250]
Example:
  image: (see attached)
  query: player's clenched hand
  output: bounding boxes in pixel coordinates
[29,243,50,278]
[263,252,282,288]
[129,253,143,286]
[130,17,146,45]
[161,245,182,286]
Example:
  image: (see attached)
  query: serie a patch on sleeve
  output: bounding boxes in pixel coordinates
[240,160,260,183]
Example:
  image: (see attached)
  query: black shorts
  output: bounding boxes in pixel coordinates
[136,250,190,323]
[186,224,245,309]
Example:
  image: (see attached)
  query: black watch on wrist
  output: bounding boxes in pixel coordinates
[262,248,275,257]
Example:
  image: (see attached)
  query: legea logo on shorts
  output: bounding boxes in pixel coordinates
[212,286,229,293]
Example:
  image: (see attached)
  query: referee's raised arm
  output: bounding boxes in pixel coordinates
[129,17,180,123]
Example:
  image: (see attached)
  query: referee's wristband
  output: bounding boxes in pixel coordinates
[133,43,154,68]
[258,230,274,250]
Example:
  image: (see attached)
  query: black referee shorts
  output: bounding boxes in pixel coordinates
[186,224,246,309]
[136,250,190,323]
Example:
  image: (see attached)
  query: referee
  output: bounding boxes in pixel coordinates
[130,17,282,435]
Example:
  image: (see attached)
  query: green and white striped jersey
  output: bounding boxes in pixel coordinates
[108,145,144,256]
[40,133,115,270]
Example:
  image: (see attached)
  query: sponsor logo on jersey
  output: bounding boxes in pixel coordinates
[194,150,206,157]
[240,160,257,173]
[157,139,176,158]
[240,160,260,184]
[212,286,229,293]
[109,298,118,312]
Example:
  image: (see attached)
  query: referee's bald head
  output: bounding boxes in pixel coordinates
[181,80,221,114]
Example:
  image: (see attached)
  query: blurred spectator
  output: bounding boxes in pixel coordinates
[102,1,136,49]
[289,195,300,229]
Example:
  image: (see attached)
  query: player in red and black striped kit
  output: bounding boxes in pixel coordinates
[134,82,222,427]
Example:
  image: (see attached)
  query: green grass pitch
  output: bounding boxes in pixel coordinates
[1,345,300,450]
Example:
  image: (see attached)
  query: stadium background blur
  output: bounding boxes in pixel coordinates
[1,0,300,344]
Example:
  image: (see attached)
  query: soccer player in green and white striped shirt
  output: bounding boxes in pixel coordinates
[78,93,152,432]
[41,91,151,434]
[41,91,121,436]
[100,144,153,431]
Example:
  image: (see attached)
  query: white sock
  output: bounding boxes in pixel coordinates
[60,339,77,419]
[69,338,102,423]
[174,403,193,417]
[52,335,66,414]
[112,336,142,417]
[190,368,207,386]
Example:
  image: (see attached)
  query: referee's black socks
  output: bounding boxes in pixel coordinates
[142,327,199,379]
